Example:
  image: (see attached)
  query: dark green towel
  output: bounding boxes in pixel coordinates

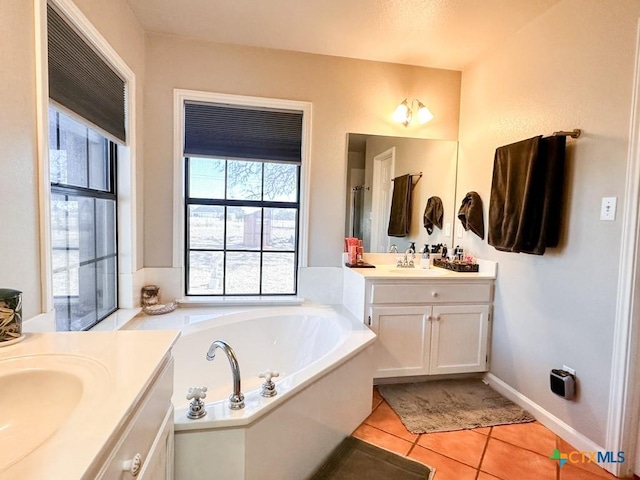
[387,174,412,237]
[488,135,566,254]
[423,196,443,235]
[458,191,484,240]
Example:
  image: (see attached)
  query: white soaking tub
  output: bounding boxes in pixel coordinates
[171,305,376,480]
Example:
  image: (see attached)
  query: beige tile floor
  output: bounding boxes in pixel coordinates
[351,388,633,480]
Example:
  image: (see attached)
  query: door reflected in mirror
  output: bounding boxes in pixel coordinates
[346,134,458,253]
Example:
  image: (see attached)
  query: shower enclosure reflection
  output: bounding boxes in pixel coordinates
[348,185,367,239]
[345,133,458,253]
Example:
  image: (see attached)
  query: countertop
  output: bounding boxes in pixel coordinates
[0,330,180,480]
[344,257,497,280]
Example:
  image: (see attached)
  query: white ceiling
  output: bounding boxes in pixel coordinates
[124,0,559,70]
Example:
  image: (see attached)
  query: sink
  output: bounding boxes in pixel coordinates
[0,354,109,472]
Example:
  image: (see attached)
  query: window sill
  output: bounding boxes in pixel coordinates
[177,296,305,307]
[23,307,142,332]
[89,307,142,331]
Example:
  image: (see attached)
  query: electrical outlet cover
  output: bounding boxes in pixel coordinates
[600,197,617,221]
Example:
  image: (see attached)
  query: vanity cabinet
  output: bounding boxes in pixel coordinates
[343,265,494,380]
[370,303,490,378]
[92,356,175,480]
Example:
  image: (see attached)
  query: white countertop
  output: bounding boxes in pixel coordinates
[0,330,179,480]
[344,256,497,280]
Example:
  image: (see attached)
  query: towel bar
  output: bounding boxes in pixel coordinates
[392,172,423,182]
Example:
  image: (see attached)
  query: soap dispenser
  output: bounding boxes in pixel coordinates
[420,245,430,269]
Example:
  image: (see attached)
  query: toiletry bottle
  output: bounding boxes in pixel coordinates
[356,240,364,264]
[409,242,416,254]
[441,244,447,260]
[348,245,357,265]
[421,245,430,269]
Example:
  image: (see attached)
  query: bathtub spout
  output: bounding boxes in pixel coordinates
[206,340,245,410]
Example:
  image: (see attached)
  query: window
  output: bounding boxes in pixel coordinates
[46,2,128,330]
[183,101,303,296]
[49,107,118,330]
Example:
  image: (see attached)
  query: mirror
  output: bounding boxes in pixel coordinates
[346,133,458,253]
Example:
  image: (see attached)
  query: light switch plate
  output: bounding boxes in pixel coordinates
[600,197,617,221]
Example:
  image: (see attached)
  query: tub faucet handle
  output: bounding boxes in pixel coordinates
[259,369,280,383]
[186,386,208,419]
[187,386,208,401]
[258,370,280,398]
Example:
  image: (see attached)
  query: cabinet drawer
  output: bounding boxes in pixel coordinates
[93,358,173,480]
[370,282,492,304]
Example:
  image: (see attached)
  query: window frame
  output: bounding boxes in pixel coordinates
[49,107,119,329]
[184,156,301,296]
[173,90,312,300]
[35,0,138,324]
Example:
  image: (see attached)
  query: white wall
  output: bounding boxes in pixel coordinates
[0,1,40,320]
[0,0,145,318]
[142,33,462,269]
[457,0,640,446]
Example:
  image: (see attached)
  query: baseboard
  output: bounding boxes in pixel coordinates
[374,372,483,386]
[483,373,606,456]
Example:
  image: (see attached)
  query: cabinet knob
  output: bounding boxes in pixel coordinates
[427,315,433,322]
[123,453,142,476]
[431,291,438,298]
[435,315,441,322]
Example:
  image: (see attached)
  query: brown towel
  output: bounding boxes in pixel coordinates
[423,196,443,235]
[387,174,412,237]
[488,135,566,254]
[458,192,485,239]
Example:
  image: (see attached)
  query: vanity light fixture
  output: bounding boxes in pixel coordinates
[392,98,434,127]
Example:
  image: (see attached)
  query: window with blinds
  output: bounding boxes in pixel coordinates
[47,3,124,330]
[183,101,303,296]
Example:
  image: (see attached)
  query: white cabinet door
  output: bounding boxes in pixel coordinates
[371,306,430,378]
[138,408,174,480]
[429,304,490,375]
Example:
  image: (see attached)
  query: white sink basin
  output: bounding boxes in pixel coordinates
[0,354,109,472]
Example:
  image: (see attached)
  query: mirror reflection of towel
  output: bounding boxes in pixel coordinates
[423,196,443,235]
[387,174,412,237]
[458,191,485,239]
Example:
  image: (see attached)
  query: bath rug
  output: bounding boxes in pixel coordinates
[309,436,434,480]
[378,378,535,434]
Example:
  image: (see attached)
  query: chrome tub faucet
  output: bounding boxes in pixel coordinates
[206,340,245,410]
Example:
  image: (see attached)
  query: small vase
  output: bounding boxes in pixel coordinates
[0,289,22,343]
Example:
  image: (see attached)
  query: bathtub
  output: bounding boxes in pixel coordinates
[171,305,376,480]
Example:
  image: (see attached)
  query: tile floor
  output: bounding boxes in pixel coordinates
[351,387,628,480]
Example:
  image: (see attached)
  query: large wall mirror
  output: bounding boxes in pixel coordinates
[345,133,458,253]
